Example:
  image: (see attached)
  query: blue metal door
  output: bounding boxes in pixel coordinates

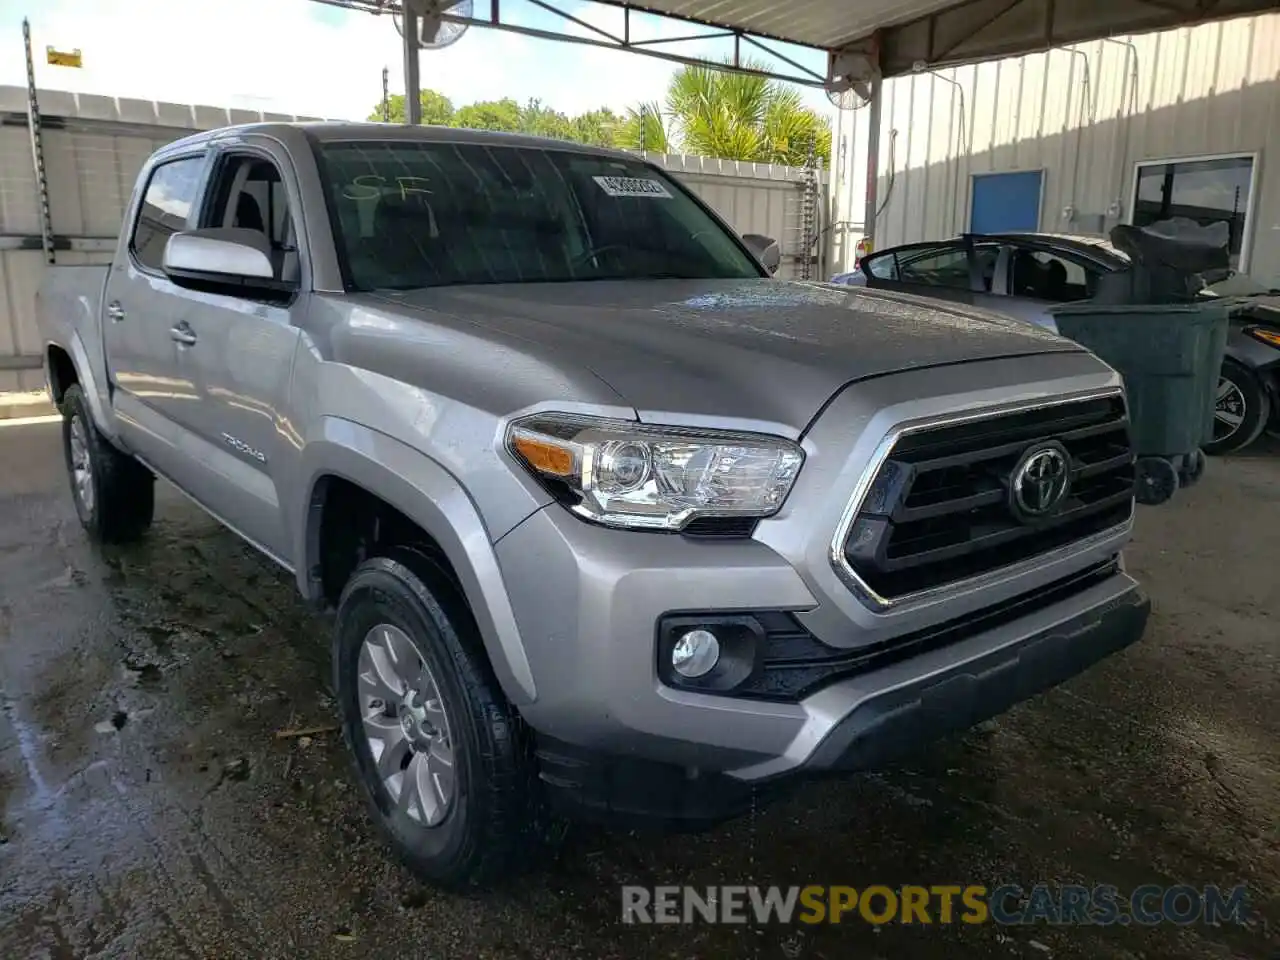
[970,171,1043,233]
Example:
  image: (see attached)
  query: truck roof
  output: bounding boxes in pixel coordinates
[162,121,643,163]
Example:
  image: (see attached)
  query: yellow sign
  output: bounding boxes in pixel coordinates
[46,46,82,68]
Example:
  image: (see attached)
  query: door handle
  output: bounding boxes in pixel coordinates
[106,301,126,322]
[169,324,197,346]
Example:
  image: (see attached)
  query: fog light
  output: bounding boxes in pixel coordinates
[671,629,720,678]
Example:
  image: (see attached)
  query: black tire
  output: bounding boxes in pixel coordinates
[333,548,541,889]
[1203,360,1270,455]
[60,384,154,543]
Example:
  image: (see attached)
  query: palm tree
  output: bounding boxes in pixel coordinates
[639,61,830,165]
[615,101,670,153]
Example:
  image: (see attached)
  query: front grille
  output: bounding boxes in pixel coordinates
[841,394,1134,601]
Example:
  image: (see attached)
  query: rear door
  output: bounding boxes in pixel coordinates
[985,242,1104,332]
[102,150,211,479]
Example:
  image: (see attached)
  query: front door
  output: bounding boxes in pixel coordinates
[864,242,980,307]
[174,147,306,564]
[102,152,211,482]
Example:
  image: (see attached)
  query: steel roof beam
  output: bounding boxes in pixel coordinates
[309,0,829,86]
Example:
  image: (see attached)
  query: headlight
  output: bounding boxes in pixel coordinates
[506,413,804,531]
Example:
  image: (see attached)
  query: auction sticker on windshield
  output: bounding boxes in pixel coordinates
[593,176,672,199]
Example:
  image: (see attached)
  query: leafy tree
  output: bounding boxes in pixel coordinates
[363,66,829,165]
[452,98,522,132]
[517,99,576,140]
[368,89,454,125]
[569,108,622,148]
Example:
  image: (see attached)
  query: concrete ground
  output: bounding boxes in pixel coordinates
[0,418,1276,960]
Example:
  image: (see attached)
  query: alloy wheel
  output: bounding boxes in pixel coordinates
[357,624,456,826]
[1213,376,1246,443]
[69,414,95,516]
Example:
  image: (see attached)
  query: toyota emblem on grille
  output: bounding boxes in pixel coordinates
[1010,442,1071,520]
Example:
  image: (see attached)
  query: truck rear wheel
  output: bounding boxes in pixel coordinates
[333,549,541,889]
[60,385,154,543]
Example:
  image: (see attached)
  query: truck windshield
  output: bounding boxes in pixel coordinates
[315,140,763,290]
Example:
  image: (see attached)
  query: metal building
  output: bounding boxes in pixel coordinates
[830,11,1280,283]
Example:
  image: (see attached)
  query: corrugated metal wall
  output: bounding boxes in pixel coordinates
[831,12,1280,282]
[0,84,827,394]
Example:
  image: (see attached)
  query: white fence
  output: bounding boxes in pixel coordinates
[0,84,828,393]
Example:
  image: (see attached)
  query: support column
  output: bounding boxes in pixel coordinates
[403,10,421,125]
[862,77,882,252]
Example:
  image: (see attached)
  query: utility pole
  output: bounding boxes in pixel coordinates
[381,66,390,122]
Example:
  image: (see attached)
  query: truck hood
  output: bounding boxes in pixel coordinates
[373,278,1081,432]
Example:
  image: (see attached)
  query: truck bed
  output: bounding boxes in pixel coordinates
[36,264,110,428]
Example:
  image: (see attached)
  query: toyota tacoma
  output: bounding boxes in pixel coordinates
[37,123,1149,887]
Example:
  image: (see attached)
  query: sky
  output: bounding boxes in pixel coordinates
[0,0,834,122]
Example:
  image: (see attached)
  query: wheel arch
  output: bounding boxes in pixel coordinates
[295,421,538,706]
[44,334,117,440]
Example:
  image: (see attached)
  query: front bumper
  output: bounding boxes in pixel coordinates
[793,576,1148,775]
[530,569,1148,827]
[496,501,1148,808]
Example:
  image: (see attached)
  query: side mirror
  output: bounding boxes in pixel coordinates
[162,228,293,297]
[742,233,782,275]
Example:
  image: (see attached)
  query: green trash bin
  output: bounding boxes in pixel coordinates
[1049,301,1229,504]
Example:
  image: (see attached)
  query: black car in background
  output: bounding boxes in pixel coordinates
[831,232,1280,455]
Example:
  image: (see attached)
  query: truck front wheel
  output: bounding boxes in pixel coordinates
[60,385,154,543]
[333,550,541,889]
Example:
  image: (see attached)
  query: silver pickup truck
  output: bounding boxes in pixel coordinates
[37,122,1149,888]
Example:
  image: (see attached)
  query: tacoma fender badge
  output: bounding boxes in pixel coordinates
[222,433,267,464]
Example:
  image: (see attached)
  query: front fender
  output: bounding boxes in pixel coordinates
[295,417,537,705]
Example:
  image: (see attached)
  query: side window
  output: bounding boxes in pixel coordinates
[203,155,300,284]
[130,156,205,272]
[897,247,972,289]
[862,252,898,280]
[1011,249,1091,302]
[1134,156,1254,270]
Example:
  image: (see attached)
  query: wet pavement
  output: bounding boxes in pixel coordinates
[1,417,1277,960]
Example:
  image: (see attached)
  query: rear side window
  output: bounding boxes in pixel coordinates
[1011,248,1092,302]
[130,156,205,272]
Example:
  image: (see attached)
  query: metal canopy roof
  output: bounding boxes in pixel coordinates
[618,0,1280,81]
[323,0,1280,91]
